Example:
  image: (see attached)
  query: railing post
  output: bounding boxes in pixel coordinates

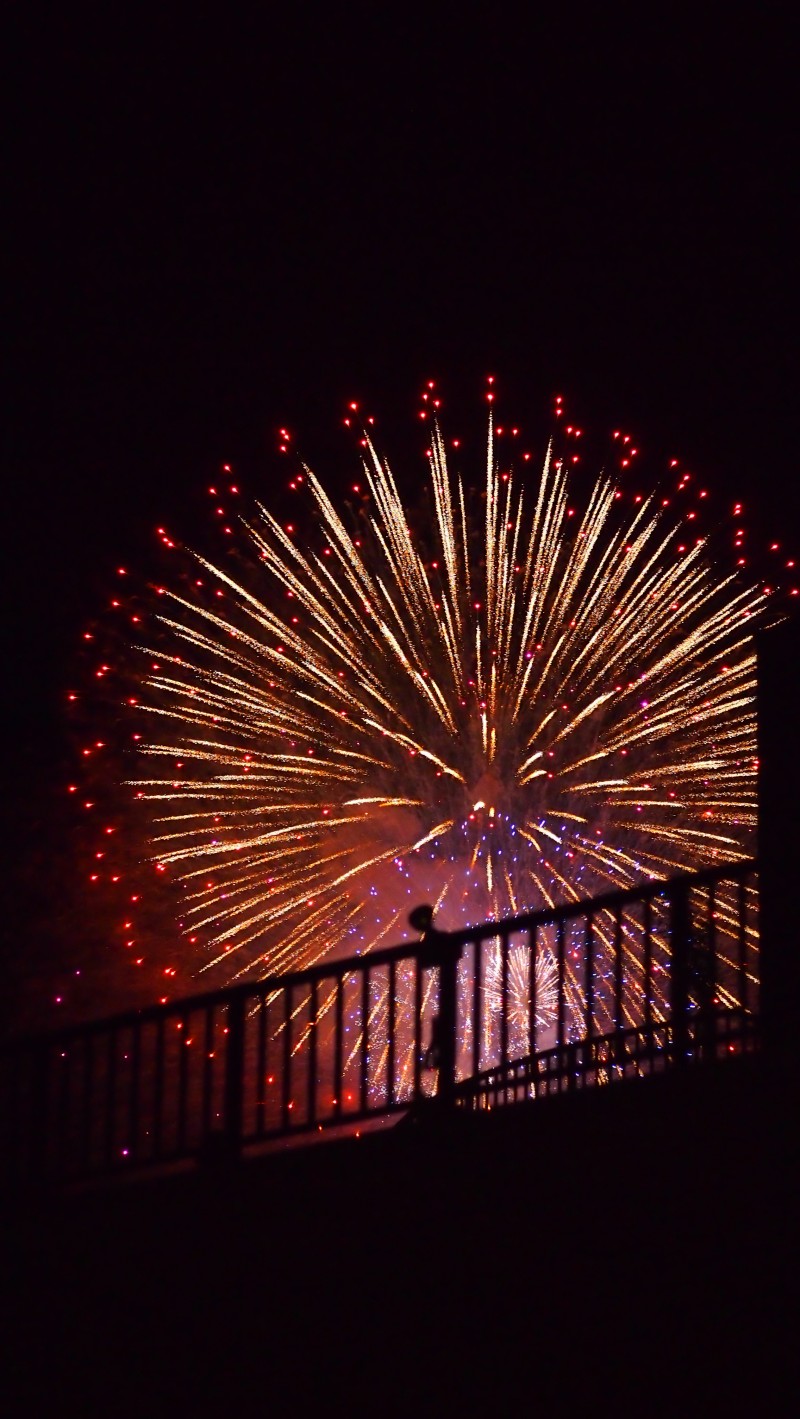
[224,990,246,1156]
[668,878,691,1068]
[410,905,460,1106]
[758,619,800,1089]
[437,939,458,1105]
[29,1044,50,1182]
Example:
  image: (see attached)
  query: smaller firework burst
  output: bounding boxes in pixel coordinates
[484,941,559,1056]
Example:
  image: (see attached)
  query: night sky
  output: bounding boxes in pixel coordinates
[5,10,798,1030]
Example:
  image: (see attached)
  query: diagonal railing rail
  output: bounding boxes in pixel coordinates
[0,860,759,1187]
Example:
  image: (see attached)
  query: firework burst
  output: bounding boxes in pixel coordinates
[125,411,763,1012]
[485,943,559,1044]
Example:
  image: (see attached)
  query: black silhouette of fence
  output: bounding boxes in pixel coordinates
[0,860,758,1186]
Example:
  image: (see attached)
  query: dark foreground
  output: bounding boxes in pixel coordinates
[4,1056,796,1413]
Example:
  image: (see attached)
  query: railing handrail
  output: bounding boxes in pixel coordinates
[3,857,757,1058]
[442,856,756,945]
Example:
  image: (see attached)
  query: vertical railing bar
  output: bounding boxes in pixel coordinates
[333,973,344,1120]
[529,927,537,1060]
[177,1011,189,1155]
[308,979,318,1127]
[57,1044,71,1174]
[413,958,423,1101]
[9,1051,23,1181]
[556,917,566,1055]
[153,1017,165,1161]
[643,895,653,1071]
[223,991,245,1154]
[613,905,624,1035]
[30,1044,50,1182]
[81,1034,94,1172]
[128,1020,141,1165]
[202,1004,214,1141]
[584,913,594,1046]
[707,881,717,1002]
[500,933,509,1071]
[437,935,458,1104]
[256,992,267,1137]
[473,939,482,1077]
[737,872,748,1012]
[360,966,370,1113]
[104,1028,117,1169]
[7,1055,22,1185]
[387,960,396,1107]
[282,984,293,1131]
[705,881,717,1060]
[669,879,691,1068]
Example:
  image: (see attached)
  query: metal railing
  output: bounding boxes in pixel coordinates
[0,860,758,1186]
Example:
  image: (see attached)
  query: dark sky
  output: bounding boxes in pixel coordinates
[5,9,798,1014]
